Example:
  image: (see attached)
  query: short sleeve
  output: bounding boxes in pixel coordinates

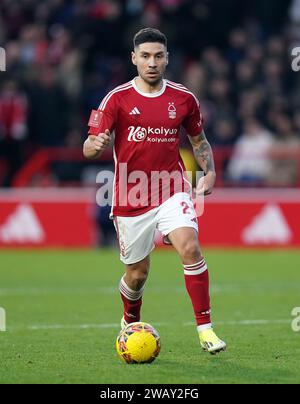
[182,95,204,137]
[88,92,117,136]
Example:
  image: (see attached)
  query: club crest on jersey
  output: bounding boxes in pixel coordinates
[168,102,176,119]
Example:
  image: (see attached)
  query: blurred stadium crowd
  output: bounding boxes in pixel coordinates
[0,0,300,187]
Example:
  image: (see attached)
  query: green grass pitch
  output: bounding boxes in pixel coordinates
[0,249,300,384]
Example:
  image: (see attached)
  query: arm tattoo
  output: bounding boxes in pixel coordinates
[194,142,215,173]
[190,131,215,174]
[192,131,207,143]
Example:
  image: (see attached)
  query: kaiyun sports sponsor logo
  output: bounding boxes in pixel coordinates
[147,137,176,143]
[127,126,178,142]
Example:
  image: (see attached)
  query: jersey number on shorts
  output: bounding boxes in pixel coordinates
[181,201,191,215]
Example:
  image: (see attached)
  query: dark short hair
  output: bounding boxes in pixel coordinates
[133,28,167,49]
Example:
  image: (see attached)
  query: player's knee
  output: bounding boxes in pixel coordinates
[129,272,148,290]
[180,239,201,262]
[131,269,148,283]
[126,262,149,289]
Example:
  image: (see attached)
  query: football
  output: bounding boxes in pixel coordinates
[116,322,161,364]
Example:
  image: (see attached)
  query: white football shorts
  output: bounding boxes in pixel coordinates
[113,192,198,265]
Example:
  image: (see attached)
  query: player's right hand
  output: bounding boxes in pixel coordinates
[90,129,111,152]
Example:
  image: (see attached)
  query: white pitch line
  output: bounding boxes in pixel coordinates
[2,319,290,331]
[184,319,292,326]
[27,322,168,331]
[28,323,120,330]
[1,284,299,297]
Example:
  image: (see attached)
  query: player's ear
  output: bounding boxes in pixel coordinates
[166,51,169,66]
[131,51,137,66]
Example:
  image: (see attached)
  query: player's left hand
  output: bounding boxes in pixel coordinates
[195,171,216,196]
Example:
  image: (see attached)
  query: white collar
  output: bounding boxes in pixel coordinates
[132,77,166,98]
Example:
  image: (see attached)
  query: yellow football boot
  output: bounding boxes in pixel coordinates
[199,329,227,355]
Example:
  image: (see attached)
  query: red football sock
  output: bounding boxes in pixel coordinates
[183,258,212,328]
[119,276,144,324]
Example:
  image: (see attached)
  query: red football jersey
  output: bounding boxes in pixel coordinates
[88,78,203,217]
